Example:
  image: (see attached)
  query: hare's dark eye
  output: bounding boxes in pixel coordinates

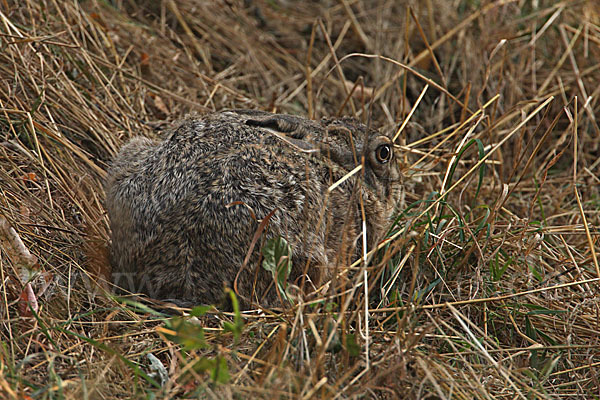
[375,144,392,163]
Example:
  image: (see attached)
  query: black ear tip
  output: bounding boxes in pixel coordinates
[245,117,290,131]
[245,118,275,128]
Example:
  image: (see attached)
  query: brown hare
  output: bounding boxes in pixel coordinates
[105,110,403,308]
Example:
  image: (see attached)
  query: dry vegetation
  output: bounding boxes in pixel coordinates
[1,0,600,398]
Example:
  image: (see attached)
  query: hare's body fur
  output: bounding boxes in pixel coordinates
[105,110,402,307]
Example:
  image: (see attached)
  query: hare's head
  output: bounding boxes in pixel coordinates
[239,111,403,212]
[319,117,403,208]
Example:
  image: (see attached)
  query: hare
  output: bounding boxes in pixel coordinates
[105,110,403,308]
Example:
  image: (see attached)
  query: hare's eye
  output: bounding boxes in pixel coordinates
[375,144,392,163]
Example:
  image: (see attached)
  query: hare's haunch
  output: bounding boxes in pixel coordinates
[105,110,403,308]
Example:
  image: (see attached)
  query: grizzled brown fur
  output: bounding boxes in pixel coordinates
[105,110,403,308]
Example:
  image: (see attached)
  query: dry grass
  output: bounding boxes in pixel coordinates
[1,0,600,398]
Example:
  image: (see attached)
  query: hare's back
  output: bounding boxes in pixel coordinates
[109,112,326,235]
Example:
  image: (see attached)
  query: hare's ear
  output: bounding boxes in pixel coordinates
[239,112,322,153]
[244,114,309,139]
[256,125,320,154]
